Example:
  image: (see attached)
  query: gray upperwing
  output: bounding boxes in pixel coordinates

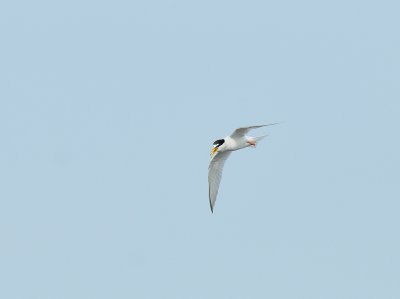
[230,123,278,139]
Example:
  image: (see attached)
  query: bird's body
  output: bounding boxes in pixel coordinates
[219,136,249,151]
[219,135,262,151]
[208,124,277,212]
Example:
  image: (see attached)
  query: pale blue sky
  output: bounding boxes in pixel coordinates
[1,1,400,298]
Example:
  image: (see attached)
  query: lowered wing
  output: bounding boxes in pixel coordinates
[208,151,232,213]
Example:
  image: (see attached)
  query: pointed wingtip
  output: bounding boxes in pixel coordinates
[262,122,280,127]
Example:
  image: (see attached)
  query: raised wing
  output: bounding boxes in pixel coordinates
[230,124,278,139]
[208,151,232,213]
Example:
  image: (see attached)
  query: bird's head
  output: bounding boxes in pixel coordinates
[210,139,225,156]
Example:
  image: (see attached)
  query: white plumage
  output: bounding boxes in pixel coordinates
[208,124,277,212]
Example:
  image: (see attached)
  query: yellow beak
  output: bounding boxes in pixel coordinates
[210,147,218,156]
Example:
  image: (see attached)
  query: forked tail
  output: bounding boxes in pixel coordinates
[254,135,267,142]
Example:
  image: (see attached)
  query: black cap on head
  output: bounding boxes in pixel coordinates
[213,139,225,147]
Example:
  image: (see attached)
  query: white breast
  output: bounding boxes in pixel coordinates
[223,136,249,151]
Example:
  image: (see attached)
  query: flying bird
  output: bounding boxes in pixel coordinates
[208,124,277,213]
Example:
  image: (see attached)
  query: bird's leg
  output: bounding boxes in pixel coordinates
[247,140,256,147]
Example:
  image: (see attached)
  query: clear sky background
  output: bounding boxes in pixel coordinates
[1,1,399,298]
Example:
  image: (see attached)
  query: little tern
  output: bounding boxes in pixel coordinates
[208,124,277,212]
